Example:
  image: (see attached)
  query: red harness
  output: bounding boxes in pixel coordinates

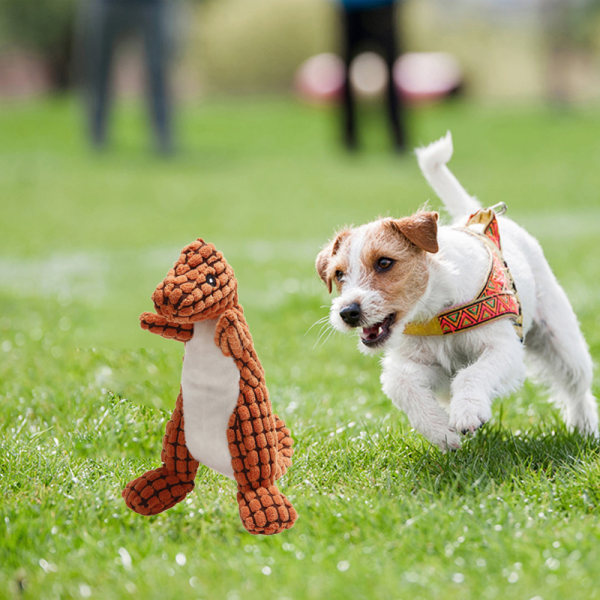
[404,208,523,341]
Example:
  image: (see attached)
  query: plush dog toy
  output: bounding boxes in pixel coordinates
[122,239,297,535]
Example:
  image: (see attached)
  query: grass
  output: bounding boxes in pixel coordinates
[1,94,600,599]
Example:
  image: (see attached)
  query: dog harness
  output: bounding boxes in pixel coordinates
[404,205,523,341]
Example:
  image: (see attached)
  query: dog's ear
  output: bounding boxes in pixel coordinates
[315,248,332,293]
[390,212,439,253]
[316,230,350,293]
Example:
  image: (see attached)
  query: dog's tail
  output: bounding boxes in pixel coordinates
[415,132,481,219]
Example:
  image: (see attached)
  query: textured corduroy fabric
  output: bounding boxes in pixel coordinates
[122,239,297,534]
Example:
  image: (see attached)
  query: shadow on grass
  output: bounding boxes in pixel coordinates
[407,418,600,511]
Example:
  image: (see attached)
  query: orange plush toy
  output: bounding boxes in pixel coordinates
[122,239,297,535]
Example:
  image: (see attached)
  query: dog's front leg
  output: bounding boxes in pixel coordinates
[381,358,461,450]
[449,333,525,434]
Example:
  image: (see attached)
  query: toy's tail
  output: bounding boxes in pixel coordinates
[415,132,481,219]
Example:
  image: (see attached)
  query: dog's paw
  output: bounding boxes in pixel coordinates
[426,426,462,451]
[449,397,491,435]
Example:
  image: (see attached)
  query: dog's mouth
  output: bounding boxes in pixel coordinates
[360,313,396,347]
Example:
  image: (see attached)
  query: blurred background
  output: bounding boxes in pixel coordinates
[2,0,600,103]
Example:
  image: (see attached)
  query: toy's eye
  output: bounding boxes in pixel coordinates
[206,274,217,287]
[335,270,344,282]
[375,257,394,272]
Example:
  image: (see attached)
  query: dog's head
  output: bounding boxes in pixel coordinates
[152,239,237,323]
[316,212,438,353]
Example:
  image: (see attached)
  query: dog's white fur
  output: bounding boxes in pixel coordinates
[318,132,598,449]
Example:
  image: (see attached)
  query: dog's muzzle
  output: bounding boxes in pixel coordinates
[339,302,362,327]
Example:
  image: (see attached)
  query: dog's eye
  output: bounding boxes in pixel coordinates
[335,270,344,282]
[206,274,217,287]
[375,257,394,272]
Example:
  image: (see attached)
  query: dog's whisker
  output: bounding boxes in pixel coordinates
[304,315,330,337]
[315,323,331,343]
[321,327,337,347]
[313,322,336,349]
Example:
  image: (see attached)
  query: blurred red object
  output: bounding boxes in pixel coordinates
[394,52,463,103]
[295,51,462,105]
[295,53,344,103]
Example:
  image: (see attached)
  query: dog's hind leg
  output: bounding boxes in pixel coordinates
[524,266,598,437]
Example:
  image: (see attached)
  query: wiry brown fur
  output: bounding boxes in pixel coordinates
[359,219,431,321]
[316,229,350,293]
[316,212,438,325]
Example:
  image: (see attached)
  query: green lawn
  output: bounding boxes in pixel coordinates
[1,96,599,600]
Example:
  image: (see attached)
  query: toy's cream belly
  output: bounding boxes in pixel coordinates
[181,320,239,480]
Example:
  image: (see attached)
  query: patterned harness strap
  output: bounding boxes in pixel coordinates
[404,207,523,341]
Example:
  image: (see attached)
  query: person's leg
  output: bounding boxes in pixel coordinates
[141,1,173,154]
[86,0,119,148]
[377,3,406,151]
[341,7,362,150]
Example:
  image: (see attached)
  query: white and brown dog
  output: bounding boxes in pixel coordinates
[316,132,598,449]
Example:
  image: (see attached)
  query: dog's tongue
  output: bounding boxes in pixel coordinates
[362,323,381,341]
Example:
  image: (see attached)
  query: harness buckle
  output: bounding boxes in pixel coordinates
[491,202,507,216]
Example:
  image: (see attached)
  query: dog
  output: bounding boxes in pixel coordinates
[316,132,598,449]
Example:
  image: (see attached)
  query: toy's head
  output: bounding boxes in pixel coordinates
[152,239,237,323]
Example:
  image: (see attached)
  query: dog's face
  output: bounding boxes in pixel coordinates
[316,212,439,353]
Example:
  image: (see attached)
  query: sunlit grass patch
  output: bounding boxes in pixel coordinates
[1,97,599,599]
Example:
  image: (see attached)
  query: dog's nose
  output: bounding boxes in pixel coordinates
[340,303,362,326]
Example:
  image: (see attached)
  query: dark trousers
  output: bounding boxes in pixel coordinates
[84,0,172,152]
[340,3,406,150]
